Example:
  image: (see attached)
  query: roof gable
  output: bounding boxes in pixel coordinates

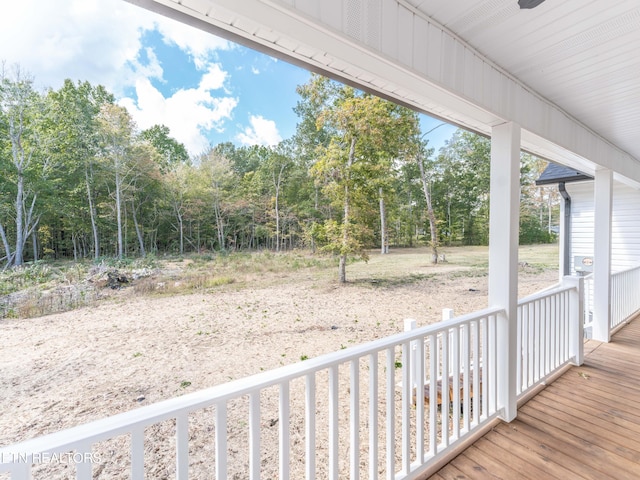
[536,162,593,186]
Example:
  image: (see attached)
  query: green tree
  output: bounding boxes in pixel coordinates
[293,75,336,222]
[437,130,491,245]
[304,78,420,282]
[254,141,294,252]
[164,162,192,254]
[414,126,445,262]
[200,149,238,251]
[128,142,163,256]
[519,154,559,244]
[97,103,135,259]
[0,66,48,267]
[390,158,423,247]
[47,79,114,259]
[140,124,189,172]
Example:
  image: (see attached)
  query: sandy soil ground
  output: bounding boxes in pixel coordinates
[0,249,558,479]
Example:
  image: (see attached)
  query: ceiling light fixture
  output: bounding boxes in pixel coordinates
[518,0,546,8]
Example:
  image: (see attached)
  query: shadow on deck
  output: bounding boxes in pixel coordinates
[431,315,640,480]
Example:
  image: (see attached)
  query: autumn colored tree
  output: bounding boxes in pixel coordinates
[302,76,419,282]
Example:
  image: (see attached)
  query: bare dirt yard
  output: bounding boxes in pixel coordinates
[0,245,559,479]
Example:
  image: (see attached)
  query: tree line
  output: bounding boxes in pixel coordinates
[0,66,558,279]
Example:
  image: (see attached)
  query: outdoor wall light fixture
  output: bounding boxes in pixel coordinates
[518,0,546,8]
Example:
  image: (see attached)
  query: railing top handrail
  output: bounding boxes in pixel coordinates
[1,305,505,460]
[517,283,575,307]
[611,264,640,278]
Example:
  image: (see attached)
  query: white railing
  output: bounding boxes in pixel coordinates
[583,266,640,336]
[0,307,504,480]
[0,278,590,480]
[610,265,640,330]
[583,273,594,336]
[516,277,583,399]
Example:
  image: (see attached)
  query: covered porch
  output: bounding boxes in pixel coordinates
[433,316,640,479]
[2,0,640,478]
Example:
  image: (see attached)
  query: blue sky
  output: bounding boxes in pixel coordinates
[2,0,457,156]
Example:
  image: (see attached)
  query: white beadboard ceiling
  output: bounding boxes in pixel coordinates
[130,0,640,178]
[406,0,640,167]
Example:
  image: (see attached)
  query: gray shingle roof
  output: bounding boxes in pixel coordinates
[535,163,593,186]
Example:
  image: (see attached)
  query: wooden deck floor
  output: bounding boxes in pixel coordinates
[431,317,640,480]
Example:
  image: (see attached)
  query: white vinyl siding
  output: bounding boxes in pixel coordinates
[611,185,640,270]
[567,182,594,273]
[567,181,640,273]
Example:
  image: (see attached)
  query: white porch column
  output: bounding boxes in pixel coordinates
[488,122,520,422]
[593,168,613,342]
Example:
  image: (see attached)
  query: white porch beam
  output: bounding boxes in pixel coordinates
[488,122,521,423]
[592,168,613,342]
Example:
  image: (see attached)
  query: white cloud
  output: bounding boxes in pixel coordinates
[0,0,233,91]
[1,0,239,155]
[154,17,232,69]
[1,0,152,92]
[237,115,282,146]
[199,64,228,91]
[119,69,238,155]
[131,47,164,83]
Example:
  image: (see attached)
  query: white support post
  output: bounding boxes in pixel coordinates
[488,122,520,423]
[564,275,584,366]
[593,168,612,342]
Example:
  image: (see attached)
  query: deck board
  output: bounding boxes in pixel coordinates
[492,422,601,480]
[460,445,522,479]
[465,439,523,479]
[436,463,470,479]
[429,317,640,479]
